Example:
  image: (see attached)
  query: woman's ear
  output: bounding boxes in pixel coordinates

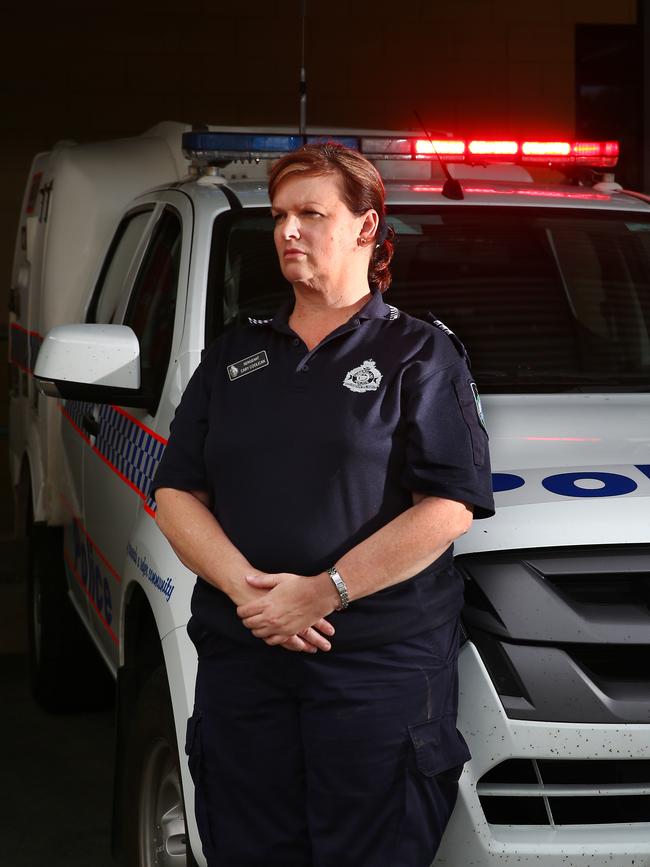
[358,209,379,245]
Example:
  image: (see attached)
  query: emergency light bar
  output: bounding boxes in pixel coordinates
[182,132,619,169]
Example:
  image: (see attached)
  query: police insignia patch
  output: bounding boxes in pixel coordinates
[343,359,383,393]
[471,382,488,432]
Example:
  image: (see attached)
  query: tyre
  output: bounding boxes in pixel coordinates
[124,667,198,867]
[26,518,114,712]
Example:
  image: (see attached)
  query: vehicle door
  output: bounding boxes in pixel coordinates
[60,207,155,627]
[81,193,191,667]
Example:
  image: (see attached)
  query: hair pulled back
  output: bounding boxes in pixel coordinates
[268,142,395,293]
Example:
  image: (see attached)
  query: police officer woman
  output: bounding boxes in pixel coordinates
[153,142,494,867]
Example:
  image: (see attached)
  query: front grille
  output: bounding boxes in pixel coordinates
[571,645,650,689]
[547,572,650,607]
[478,759,650,825]
[459,545,650,722]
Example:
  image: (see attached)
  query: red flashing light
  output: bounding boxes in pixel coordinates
[415,139,465,156]
[518,140,619,167]
[573,142,601,156]
[571,141,619,166]
[468,140,518,156]
[522,141,571,156]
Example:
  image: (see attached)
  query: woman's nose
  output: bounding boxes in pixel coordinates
[283,215,300,239]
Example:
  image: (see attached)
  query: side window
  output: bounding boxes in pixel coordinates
[87,209,153,324]
[206,210,291,343]
[123,209,182,410]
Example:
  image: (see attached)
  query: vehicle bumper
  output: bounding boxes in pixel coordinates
[435,642,650,866]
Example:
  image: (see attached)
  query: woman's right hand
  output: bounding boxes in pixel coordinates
[231,579,334,653]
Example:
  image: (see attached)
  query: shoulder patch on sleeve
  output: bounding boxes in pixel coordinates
[470,381,488,433]
[426,313,471,365]
[385,304,400,321]
[248,316,273,326]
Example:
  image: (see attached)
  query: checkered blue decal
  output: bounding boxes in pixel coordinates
[64,399,94,434]
[64,401,167,514]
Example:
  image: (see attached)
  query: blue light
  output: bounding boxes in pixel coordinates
[183,132,305,155]
[182,131,362,164]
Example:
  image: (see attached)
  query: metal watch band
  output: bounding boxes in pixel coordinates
[327,566,349,611]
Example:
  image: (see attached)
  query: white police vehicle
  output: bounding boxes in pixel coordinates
[10,122,650,866]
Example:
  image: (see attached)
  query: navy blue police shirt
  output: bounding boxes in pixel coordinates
[152,288,494,651]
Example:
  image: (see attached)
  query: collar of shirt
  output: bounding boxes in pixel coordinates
[269,287,393,337]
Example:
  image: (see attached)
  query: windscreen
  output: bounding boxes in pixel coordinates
[208,206,650,392]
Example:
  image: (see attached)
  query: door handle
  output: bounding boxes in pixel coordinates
[82,413,99,437]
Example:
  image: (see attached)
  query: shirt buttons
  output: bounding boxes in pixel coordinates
[292,338,300,346]
[352,318,360,326]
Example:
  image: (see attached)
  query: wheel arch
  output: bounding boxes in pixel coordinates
[122,580,164,675]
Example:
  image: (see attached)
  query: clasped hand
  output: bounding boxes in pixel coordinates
[237,572,335,654]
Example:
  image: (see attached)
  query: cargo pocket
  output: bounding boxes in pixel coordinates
[408,715,471,782]
[392,717,472,862]
[453,379,488,467]
[185,711,215,857]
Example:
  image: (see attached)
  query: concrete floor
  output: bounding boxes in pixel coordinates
[1,565,116,867]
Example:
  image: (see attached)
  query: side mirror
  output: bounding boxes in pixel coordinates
[34,324,152,409]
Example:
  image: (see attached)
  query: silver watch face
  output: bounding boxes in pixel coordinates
[328,567,349,609]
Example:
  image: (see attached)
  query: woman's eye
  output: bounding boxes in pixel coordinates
[304,210,322,218]
[271,213,284,223]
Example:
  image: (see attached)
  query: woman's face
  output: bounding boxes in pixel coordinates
[271,171,373,290]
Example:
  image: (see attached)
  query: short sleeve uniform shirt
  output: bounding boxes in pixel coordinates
[152,288,495,650]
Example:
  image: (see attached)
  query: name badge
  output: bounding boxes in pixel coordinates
[227,350,269,381]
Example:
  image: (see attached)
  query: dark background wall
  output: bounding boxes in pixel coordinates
[0,0,639,538]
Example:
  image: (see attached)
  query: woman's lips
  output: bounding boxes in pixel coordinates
[284,248,305,258]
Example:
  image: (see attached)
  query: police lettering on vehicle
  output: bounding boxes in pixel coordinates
[73,521,113,625]
[492,465,650,499]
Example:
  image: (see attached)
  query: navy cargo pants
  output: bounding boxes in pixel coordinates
[185,616,469,867]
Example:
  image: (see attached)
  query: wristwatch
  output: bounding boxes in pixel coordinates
[327,566,350,611]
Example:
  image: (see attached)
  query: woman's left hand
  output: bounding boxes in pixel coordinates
[237,572,338,644]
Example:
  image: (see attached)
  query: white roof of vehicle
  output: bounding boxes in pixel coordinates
[170,175,650,215]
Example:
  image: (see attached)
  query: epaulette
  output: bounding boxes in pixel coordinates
[385,304,400,321]
[426,313,471,366]
[248,315,273,326]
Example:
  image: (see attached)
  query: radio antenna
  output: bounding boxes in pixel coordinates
[413,109,464,201]
[299,0,307,135]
